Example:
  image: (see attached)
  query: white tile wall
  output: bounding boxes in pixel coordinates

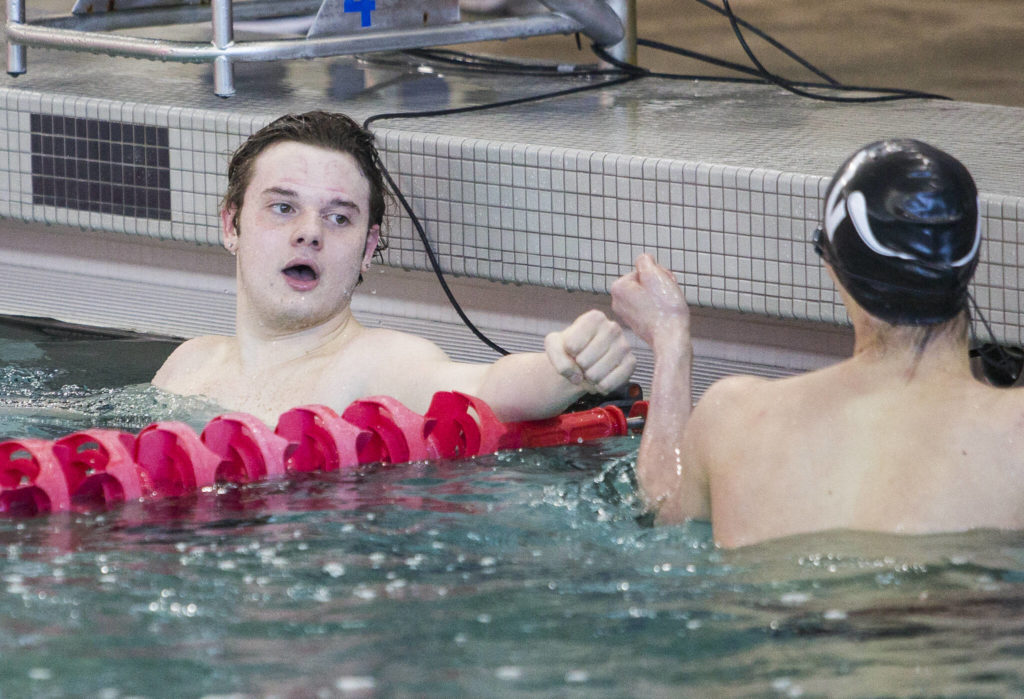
[2,91,1023,346]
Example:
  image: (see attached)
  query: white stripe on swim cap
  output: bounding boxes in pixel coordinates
[846,191,981,268]
[953,197,982,268]
[823,184,847,241]
[822,152,870,241]
[847,191,916,261]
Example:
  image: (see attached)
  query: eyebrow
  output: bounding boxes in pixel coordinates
[261,186,361,212]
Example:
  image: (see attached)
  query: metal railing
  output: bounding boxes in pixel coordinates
[6,0,633,97]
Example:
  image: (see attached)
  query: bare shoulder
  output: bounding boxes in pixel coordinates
[988,383,1024,428]
[329,326,451,389]
[152,335,231,389]
[349,327,451,362]
[685,374,774,443]
[339,327,487,411]
[693,374,771,414]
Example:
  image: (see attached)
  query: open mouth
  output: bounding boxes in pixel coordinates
[281,260,321,291]
[282,264,318,282]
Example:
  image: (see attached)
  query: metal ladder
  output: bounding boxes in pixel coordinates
[6,0,636,97]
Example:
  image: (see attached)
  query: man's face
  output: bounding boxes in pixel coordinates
[223,141,380,333]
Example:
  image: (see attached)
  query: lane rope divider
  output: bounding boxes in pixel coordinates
[0,392,647,517]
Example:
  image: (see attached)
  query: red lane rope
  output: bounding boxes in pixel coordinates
[0,392,647,517]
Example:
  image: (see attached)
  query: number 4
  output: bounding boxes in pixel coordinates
[344,0,376,28]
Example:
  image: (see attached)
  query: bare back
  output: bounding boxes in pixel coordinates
[686,357,1024,547]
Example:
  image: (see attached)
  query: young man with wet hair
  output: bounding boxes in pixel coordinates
[611,139,1021,548]
[154,111,635,423]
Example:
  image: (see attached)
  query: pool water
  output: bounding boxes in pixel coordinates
[2,315,1024,696]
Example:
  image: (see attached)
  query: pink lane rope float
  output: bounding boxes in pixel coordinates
[0,391,647,517]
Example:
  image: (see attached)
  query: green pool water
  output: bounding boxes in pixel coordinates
[1,315,1022,697]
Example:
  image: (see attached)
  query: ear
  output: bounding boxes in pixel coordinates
[221,206,239,254]
[361,224,381,271]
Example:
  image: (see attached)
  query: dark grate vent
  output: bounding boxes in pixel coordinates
[30,113,171,221]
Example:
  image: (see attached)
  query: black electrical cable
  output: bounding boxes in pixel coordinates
[719,0,950,103]
[372,159,509,355]
[594,39,948,99]
[363,71,642,357]
[636,38,762,77]
[363,1,952,355]
[593,42,763,83]
[688,0,840,85]
[404,47,621,77]
[426,41,771,85]
[405,23,941,98]
[967,292,1023,385]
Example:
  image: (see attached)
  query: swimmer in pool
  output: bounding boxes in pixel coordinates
[153,111,635,424]
[611,139,1024,548]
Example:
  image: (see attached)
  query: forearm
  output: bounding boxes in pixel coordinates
[473,352,583,422]
[635,325,694,514]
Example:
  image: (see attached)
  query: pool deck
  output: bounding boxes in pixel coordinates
[1,5,1023,395]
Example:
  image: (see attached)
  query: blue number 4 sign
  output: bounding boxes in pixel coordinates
[344,0,376,27]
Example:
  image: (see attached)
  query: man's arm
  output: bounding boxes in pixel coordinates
[429,309,637,422]
[611,254,710,522]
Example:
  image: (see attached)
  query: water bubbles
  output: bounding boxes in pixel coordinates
[322,562,346,578]
[335,676,376,693]
[771,677,804,697]
[148,598,199,618]
[779,592,811,606]
[495,666,522,681]
[565,669,589,683]
[170,602,198,617]
[352,585,376,600]
[384,578,407,595]
[6,573,28,596]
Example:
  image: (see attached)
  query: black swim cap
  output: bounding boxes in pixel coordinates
[813,139,980,325]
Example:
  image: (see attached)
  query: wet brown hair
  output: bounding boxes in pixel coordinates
[223,111,390,257]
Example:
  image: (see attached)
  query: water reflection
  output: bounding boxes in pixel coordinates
[2,321,1024,695]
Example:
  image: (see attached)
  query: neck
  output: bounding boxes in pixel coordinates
[851,321,972,379]
[234,303,362,370]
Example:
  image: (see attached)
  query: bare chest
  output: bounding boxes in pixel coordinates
[194,352,369,423]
